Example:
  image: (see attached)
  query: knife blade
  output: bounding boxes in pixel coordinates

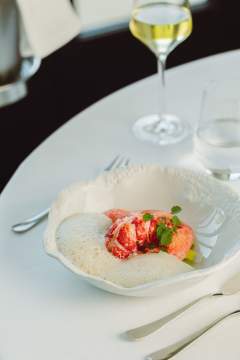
[125,271,240,341]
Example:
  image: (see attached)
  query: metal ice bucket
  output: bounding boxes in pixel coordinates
[0,0,40,107]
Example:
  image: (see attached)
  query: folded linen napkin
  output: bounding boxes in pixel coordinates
[17,0,81,58]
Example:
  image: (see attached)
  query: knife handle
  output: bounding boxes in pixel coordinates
[147,310,240,360]
[146,293,240,360]
[125,294,214,340]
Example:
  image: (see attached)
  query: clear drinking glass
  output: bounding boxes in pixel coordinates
[129,0,193,145]
[194,78,240,181]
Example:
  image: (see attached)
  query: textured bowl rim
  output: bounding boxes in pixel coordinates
[44,165,240,293]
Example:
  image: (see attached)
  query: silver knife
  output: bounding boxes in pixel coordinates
[145,272,240,360]
[147,311,240,360]
[125,271,240,341]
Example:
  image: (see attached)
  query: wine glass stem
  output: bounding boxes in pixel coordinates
[153,54,167,132]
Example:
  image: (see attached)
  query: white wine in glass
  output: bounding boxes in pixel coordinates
[129,0,193,145]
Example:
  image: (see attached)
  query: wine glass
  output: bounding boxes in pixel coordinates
[129,0,193,145]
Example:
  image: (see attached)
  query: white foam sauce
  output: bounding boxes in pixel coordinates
[55,213,193,288]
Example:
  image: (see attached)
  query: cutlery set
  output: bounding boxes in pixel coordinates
[126,271,240,359]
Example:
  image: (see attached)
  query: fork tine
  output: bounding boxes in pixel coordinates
[124,158,130,167]
[104,155,120,171]
[105,155,130,172]
[116,157,130,169]
[112,156,126,169]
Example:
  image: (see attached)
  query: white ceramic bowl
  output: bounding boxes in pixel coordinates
[44,165,240,297]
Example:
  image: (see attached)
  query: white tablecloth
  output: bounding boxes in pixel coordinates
[1,50,240,360]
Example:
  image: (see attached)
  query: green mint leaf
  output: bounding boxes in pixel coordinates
[160,228,173,246]
[143,213,154,222]
[171,205,182,215]
[156,223,166,241]
[172,215,181,227]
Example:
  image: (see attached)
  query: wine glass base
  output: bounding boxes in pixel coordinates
[132,114,189,145]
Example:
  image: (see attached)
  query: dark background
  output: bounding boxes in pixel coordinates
[1,0,239,192]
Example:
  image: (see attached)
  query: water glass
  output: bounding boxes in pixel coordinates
[194,78,240,180]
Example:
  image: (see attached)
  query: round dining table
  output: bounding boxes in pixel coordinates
[1,50,240,360]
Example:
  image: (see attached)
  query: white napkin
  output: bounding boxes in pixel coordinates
[17,0,81,58]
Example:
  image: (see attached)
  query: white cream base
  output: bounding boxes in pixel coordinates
[56,213,193,288]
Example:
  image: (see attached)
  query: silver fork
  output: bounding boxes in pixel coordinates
[11,155,130,234]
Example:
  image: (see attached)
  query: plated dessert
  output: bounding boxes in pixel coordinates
[56,205,196,287]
